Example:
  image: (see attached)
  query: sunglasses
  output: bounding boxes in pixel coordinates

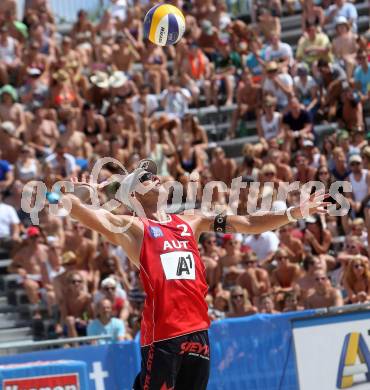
[276,256,288,261]
[264,172,275,176]
[70,279,82,284]
[346,245,357,250]
[353,264,364,269]
[232,294,243,299]
[206,240,216,244]
[350,162,361,166]
[139,172,155,183]
[104,286,116,291]
[315,276,327,282]
[246,261,256,265]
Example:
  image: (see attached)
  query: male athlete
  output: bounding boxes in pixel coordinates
[63,159,327,390]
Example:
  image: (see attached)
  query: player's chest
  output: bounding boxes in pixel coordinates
[144,225,198,281]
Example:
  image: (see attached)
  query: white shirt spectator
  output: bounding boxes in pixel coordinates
[107,0,128,21]
[45,153,77,177]
[326,2,358,33]
[262,73,293,109]
[160,88,191,118]
[243,231,280,261]
[265,42,294,67]
[131,94,159,119]
[0,202,19,238]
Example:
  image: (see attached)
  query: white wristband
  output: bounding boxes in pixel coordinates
[286,206,298,222]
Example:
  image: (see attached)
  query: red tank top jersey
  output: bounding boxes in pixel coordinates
[139,214,210,346]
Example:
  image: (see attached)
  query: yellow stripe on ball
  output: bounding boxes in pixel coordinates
[149,4,185,44]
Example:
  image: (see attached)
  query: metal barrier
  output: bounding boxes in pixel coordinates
[0,335,111,355]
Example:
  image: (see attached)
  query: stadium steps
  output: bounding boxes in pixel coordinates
[280,1,368,31]
[282,15,369,46]
[0,327,33,343]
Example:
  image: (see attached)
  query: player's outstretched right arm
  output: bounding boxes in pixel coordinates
[61,176,127,246]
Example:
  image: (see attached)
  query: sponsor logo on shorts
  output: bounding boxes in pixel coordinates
[3,373,79,390]
[179,341,210,360]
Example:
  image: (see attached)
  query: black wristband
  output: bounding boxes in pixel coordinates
[214,213,227,233]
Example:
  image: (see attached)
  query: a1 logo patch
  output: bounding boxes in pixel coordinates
[160,251,195,280]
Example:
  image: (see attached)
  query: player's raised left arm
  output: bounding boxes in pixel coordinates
[195,192,329,235]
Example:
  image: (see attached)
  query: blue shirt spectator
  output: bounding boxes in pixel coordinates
[354,51,370,96]
[87,299,125,344]
[326,0,358,33]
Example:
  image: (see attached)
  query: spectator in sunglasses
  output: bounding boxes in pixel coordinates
[227,286,257,318]
[343,256,370,303]
[237,253,271,305]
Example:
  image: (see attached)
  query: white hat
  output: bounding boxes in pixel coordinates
[90,71,110,88]
[109,71,128,89]
[0,121,16,136]
[101,277,117,288]
[303,139,314,147]
[335,16,349,26]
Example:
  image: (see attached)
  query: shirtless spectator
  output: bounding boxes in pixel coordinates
[226,286,257,318]
[271,249,301,291]
[92,239,131,293]
[38,208,65,247]
[26,105,59,157]
[112,33,140,73]
[343,256,370,303]
[237,252,271,305]
[142,43,169,95]
[9,227,46,306]
[59,116,92,159]
[0,85,26,138]
[64,222,96,284]
[59,271,93,338]
[297,256,327,299]
[210,147,236,187]
[216,235,243,290]
[0,26,21,85]
[0,121,22,164]
[294,152,316,184]
[305,271,343,309]
[229,69,262,138]
[200,233,224,291]
[278,224,304,263]
[332,17,358,77]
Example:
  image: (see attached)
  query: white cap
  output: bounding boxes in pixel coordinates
[101,277,117,288]
[335,16,349,26]
[0,121,16,136]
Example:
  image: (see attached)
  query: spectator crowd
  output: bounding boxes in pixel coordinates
[0,0,369,342]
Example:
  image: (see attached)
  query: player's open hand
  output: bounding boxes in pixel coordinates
[293,190,331,220]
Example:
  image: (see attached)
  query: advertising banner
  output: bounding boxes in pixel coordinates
[0,360,88,390]
[292,311,370,390]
